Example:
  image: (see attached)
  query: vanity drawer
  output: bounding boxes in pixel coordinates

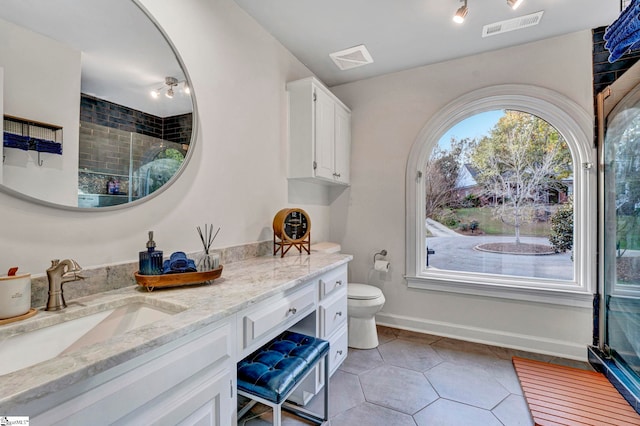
[328,325,348,376]
[319,287,347,338]
[242,284,316,352]
[319,264,347,299]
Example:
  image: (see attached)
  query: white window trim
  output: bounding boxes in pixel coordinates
[405,84,596,308]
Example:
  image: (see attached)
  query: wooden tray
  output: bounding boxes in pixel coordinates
[135,266,223,292]
[0,308,37,325]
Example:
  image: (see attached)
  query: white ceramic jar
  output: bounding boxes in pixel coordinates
[0,273,31,319]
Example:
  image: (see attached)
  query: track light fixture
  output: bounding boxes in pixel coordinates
[507,0,523,9]
[453,0,468,24]
[453,0,524,24]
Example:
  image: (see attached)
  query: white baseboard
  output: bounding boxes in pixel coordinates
[376,312,588,361]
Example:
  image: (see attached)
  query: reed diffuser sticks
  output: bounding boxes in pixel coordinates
[196,224,221,271]
[197,224,220,254]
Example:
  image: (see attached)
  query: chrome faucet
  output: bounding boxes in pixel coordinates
[45,259,84,311]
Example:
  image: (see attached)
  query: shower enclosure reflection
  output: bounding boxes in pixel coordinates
[78,123,187,208]
[76,94,191,208]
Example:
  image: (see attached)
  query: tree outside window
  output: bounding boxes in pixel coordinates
[424,109,574,281]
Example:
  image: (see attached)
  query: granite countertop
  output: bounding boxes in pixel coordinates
[0,252,352,412]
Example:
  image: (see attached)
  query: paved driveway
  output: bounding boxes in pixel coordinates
[426,235,574,280]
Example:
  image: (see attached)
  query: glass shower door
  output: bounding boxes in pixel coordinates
[602,82,640,381]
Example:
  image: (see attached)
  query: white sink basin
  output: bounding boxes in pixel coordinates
[0,299,185,375]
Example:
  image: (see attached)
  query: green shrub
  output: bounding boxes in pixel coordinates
[463,194,481,208]
[433,209,460,228]
[549,201,573,255]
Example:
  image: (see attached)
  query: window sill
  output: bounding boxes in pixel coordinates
[405,274,594,308]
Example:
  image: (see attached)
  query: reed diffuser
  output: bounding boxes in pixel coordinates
[196,224,221,272]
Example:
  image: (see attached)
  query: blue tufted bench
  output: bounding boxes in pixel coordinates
[237,331,330,425]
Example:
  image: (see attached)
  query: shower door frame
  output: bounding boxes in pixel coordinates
[589,60,640,414]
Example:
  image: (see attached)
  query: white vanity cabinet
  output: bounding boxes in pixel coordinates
[3,258,352,425]
[287,77,351,185]
[318,264,348,376]
[26,318,236,426]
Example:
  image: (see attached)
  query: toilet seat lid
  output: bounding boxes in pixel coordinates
[348,283,383,300]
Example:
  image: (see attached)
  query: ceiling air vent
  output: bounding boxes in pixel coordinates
[482,11,544,38]
[329,44,374,71]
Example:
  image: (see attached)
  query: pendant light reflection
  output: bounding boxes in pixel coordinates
[149,76,189,99]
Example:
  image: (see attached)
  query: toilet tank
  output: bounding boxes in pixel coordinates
[311,242,341,253]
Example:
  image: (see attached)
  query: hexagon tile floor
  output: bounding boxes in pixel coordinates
[238,325,593,426]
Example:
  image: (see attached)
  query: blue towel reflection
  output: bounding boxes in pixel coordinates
[33,138,62,155]
[162,251,197,274]
[3,132,29,150]
[2,133,62,154]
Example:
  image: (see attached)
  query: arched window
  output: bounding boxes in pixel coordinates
[405,85,595,307]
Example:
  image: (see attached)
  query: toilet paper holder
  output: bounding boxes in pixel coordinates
[373,249,387,264]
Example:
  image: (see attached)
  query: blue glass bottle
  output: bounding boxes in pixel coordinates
[139,231,163,275]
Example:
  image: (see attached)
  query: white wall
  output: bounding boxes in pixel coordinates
[0,0,328,275]
[331,31,595,360]
[0,18,80,205]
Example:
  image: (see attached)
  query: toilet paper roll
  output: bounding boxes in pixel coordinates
[374,260,390,272]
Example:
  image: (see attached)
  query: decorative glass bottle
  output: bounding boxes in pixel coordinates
[139,231,163,275]
[196,250,220,272]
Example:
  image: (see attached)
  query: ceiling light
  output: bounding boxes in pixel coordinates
[507,0,524,10]
[453,0,468,24]
[150,76,180,100]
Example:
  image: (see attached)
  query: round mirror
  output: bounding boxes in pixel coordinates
[0,0,196,210]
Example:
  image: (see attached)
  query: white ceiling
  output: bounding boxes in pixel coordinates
[0,0,191,117]
[233,0,622,87]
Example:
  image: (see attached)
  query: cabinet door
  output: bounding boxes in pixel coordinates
[314,87,335,181]
[334,105,351,184]
[30,320,233,425]
[127,368,233,426]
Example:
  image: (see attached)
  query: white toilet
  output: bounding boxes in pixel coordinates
[311,242,386,349]
[347,283,385,349]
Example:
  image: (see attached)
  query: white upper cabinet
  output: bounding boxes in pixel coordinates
[287,77,351,185]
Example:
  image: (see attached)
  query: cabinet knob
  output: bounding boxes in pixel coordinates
[287,307,297,315]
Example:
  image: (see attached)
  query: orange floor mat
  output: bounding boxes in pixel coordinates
[512,356,640,426]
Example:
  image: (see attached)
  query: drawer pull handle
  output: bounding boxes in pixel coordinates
[288,307,297,315]
[335,311,343,317]
[336,280,343,286]
[337,350,343,355]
